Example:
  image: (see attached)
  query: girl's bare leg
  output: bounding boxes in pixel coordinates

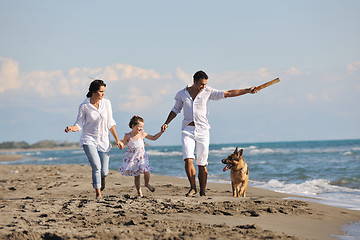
[144,172,155,192]
[134,175,142,197]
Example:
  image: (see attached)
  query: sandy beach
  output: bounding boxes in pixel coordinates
[0,164,359,240]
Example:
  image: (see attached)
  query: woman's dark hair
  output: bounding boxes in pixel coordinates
[86,79,106,98]
[129,115,144,129]
[193,70,208,82]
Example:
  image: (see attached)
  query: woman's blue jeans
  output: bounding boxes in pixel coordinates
[83,145,110,189]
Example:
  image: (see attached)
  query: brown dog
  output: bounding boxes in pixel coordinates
[222,147,249,197]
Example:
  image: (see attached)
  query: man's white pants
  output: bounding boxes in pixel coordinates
[181,125,210,166]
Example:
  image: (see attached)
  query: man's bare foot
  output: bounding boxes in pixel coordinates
[185,188,197,197]
[145,184,155,192]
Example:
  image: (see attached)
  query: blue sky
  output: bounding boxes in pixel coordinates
[1,0,359,146]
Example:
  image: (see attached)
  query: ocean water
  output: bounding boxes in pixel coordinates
[1,139,360,211]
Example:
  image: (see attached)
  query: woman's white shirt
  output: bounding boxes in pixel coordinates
[74,98,116,152]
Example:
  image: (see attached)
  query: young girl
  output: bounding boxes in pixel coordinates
[119,116,165,197]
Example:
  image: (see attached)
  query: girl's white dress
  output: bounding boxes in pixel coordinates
[119,134,153,176]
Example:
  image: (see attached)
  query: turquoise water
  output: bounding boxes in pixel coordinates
[2,139,360,210]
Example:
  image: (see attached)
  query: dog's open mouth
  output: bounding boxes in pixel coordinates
[223,164,233,172]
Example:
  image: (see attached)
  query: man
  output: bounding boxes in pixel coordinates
[161,70,258,197]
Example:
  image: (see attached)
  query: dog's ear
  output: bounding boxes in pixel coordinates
[239,149,243,157]
[234,147,238,154]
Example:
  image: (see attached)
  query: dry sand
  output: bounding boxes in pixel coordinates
[0,164,359,240]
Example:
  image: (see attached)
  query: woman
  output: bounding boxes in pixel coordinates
[65,79,124,198]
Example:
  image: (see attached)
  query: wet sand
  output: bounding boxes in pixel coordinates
[0,155,26,162]
[0,164,359,239]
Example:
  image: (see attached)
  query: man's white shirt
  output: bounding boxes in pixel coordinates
[171,86,225,132]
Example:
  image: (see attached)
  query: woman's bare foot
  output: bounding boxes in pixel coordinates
[145,184,155,192]
[96,188,102,199]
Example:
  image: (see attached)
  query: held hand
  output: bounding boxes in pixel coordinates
[117,140,125,150]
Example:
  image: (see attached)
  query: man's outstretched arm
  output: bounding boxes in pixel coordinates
[224,87,258,98]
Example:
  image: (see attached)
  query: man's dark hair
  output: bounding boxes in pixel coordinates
[193,70,208,82]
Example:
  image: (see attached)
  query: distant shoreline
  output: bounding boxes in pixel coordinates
[0,145,80,153]
[0,154,27,162]
[0,146,81,162]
